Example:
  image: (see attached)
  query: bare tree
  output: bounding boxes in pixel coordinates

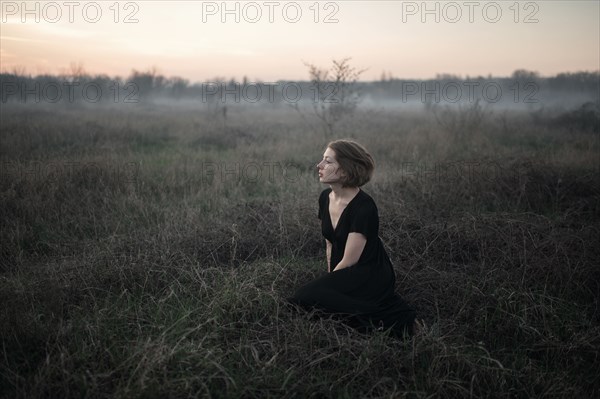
[10,65,27,77]
[292,58,366,137]
[68,62,87,81]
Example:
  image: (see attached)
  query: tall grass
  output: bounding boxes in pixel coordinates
[1,102,599,398]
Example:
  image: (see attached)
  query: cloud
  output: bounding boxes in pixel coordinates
[112,37,258,58]
[1,35,50,44]
[28,23,101,38]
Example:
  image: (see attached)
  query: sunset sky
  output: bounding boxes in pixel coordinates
[1,1,598,82]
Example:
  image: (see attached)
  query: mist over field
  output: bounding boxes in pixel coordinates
[1,61,599,398]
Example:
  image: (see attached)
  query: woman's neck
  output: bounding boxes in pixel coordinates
[329,184,360,202]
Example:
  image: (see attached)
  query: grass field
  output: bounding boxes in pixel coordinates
[1,100,599,398]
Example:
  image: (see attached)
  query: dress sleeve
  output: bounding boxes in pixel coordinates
[349,199,379,238]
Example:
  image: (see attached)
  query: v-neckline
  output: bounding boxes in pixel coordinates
[327,188,361,232]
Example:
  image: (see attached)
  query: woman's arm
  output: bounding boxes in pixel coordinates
[326,239,332,272]
[332,233,367,272]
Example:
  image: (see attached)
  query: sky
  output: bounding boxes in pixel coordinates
[1,0,599,82]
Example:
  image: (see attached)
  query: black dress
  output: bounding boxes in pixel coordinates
[288,188,416,336]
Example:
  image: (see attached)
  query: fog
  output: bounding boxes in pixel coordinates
[1,71,598,140]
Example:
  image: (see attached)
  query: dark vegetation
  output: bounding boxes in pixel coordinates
[0,72,599,397]
[2,68,598,109]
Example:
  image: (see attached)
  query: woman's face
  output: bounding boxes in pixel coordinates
[317,147,346,184]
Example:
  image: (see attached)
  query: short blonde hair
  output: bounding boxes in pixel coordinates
[327,139,375,187]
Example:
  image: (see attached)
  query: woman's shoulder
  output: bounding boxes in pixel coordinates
[318,188,332,209]
[356,188,377,205]
[352,189,379,213]
[319,188,332,201]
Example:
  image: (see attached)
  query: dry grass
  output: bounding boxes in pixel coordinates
[1,102,599,398]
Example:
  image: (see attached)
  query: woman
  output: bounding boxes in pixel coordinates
[288,139,417,337]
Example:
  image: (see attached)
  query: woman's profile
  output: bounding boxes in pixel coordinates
[288,139,417,337]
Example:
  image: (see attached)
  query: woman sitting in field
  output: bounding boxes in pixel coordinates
[288,139,417,337]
